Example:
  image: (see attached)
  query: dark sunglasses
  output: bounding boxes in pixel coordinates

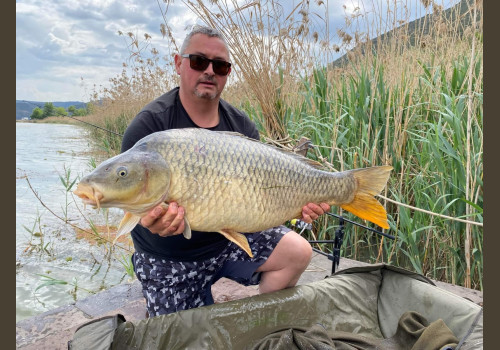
[181,54,231,76]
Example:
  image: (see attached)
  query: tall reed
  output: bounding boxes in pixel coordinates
[288,55,482,289]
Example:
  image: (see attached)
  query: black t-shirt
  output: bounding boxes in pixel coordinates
[120,87,260,261]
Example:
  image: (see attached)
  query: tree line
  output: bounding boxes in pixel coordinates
[30,102,94,120]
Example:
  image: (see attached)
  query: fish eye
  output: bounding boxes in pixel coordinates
[116,167,128,178]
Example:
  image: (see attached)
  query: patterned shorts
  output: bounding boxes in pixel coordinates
[133,226,290,317]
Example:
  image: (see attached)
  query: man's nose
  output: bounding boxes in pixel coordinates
[203,62,215,75]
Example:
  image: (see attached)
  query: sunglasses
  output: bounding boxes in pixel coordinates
[181,54,231,76]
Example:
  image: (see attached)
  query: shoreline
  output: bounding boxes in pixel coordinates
[16,117,81,125]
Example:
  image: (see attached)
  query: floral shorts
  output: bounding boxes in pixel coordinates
[132,226,290,317]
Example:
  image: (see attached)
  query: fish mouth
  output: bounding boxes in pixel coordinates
[74,183,104,209]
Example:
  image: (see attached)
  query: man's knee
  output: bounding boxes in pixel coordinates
[283,231,312,267]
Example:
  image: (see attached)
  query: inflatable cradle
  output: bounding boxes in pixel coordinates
[68,264,483,349]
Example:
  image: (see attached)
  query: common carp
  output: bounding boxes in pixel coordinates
[74,128,392,257]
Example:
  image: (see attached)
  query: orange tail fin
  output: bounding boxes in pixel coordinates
[340,166,393,229]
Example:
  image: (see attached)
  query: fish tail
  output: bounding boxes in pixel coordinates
[340,166,393,229]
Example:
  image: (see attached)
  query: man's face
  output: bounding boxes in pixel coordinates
[175,34,231,100]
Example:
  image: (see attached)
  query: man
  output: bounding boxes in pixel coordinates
[121,25,330,317]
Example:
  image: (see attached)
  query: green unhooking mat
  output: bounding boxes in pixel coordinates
[68,264,483,350]
[250,311,458,350]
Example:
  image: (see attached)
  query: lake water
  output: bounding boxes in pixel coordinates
[16,123,130,323]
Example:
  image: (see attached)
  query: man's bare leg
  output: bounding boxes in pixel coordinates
[256,231,312,294]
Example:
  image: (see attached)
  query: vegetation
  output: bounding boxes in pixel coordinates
[30,103,60,120]
[69,0,482,290]
[43,102,55,118]
[28,102,91,120]
[55,107,68,116]
[30,107,44,120]
[69,104,93,116]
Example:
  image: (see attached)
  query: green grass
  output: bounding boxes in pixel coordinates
[85,112,133,156]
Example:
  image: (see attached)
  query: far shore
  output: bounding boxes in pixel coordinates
[16,116,82,125]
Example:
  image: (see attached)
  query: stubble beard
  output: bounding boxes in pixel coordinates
[194,88,218,100]
[193,76,220,100]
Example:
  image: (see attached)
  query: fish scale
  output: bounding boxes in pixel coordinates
[74,128,393,257]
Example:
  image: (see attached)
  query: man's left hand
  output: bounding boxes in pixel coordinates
[301,203,330,223]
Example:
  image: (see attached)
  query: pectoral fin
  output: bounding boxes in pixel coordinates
[183,217,192,239]
[114,212,141,243]
[218,229,253,258]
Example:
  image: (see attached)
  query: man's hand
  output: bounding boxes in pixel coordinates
[301,203,330,223]
[140,202,185,237]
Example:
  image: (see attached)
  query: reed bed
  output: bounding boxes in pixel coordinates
[82,0,482,289]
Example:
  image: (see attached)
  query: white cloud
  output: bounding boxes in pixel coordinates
[48,31,91,56]
[17,77,89,102]
[17,62,124,102]
[168,10,200,43]
[16,0,164,101]
[342,0,365,17]
[15,2,39,14]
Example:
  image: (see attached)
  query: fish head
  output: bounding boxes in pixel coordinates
[74,150,171,214]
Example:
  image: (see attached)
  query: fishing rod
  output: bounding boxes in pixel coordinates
[325,212,395,240]
[295,212,395,274]
[67,115,124,137]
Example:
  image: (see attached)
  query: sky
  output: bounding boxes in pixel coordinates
[16,0,179,102]
[16,0,458,103]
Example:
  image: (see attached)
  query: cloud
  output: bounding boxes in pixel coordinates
[16,0,165,101]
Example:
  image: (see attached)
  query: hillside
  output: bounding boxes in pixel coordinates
[331,0,478,67]
[16,100,86,119]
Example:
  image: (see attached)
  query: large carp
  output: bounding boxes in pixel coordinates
[74,128,392,257]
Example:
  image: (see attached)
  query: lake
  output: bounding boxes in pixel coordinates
[16,123,130,323]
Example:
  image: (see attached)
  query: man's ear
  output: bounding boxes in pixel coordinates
[174,54,182,75]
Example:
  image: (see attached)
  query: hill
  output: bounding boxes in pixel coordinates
[331,0,478,68]
[16,100,87,119]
